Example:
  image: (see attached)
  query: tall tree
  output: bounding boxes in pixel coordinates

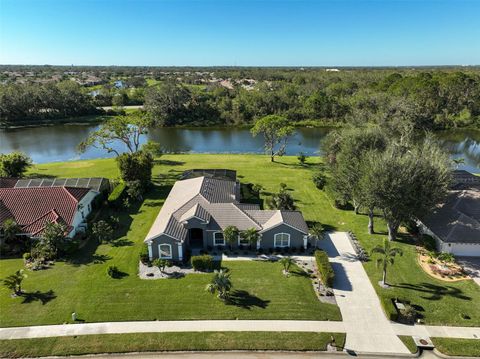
[366,135,451,241]
[0,152,32,177]
[78,114,152,156]
[251,115,295,162]
[240,228,260,250]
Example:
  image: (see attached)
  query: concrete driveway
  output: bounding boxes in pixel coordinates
[456,256,480,286]
[318,232,410,355]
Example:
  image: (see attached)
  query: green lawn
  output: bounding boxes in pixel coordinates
[1,154,479,327]
[0,332,346,357]
[432,338,480,357]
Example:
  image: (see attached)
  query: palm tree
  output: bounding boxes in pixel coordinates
[371,239,403,287]
[205,270,232,301]
[241,228,260,250]
[310,223,325,242]
[3,269,27,295]
[279,257,295,274]
[1,219,20,243]
[223,225,239,251]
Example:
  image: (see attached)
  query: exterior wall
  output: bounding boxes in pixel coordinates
[149,235,183,261]
[69,191,98,238]
[260,224,307,249]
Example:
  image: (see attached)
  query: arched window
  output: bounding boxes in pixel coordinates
[159,244,172,259]
[274,233,290,248]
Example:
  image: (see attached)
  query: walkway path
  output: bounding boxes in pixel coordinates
[0,320,346,340]
[318,232,411,354]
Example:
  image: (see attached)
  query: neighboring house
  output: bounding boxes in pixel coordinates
[144,172,309,261]
[0,177,109,239]
[418,182,480,256]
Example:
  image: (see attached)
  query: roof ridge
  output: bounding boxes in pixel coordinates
[231,203,261,229]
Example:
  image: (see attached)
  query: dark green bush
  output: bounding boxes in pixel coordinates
[191,254,213,272]
[312,172,327,190]
[108,182,127,207]
[139,244,150,264]
[422,234,437,252]
[314,250,334,287]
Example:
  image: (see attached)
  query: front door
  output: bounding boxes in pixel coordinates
[190,228,204,249]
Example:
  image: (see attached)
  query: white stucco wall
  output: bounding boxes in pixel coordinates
[69,191,98,238]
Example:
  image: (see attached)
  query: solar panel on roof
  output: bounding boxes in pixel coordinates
[52,178,67,186]
[29,179,43,187]
[39,178,55,187]
[65,178,78,186]
[14,179,30,188]
[77,178,90,187]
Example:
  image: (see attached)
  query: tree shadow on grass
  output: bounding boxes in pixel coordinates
[157,160,185,166]
[392,282,471,301]
[290,268,311,278]
[110,270,129,279]
[306,220,338,232]
[110,238,133,247]
[20,290,56,305]
[226,290,270,310]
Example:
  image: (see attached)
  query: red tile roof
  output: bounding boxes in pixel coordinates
[0,187,90,236]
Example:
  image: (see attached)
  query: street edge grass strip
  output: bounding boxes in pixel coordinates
[397,335,418,354]
[431,337,480,357]
[0,332,346,358]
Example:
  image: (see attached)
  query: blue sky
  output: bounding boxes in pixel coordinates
[1,0,479,66]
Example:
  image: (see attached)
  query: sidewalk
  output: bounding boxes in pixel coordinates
[0,320,346,340]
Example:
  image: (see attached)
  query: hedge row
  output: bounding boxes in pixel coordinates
[108,182,127,207]
[191,254,213,272]
[314,250,334,287]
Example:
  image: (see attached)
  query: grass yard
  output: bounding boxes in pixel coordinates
[432,338,480,357]
[0,332,346,357]
[1,154,479,327]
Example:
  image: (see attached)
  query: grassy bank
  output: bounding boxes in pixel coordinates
[432,338,480,357]
[398,336,418,354]
[1,154,478,327]
[0,332,346,357]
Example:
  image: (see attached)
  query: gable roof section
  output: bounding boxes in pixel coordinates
[422,188,480,244]
[0,187,90,236]
[145,176,309,243]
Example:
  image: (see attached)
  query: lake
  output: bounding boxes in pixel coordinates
[0,124,479,172]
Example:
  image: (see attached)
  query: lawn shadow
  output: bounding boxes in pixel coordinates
[331,262,352,291]
[290,268,310,278]
[306,220,338,232]
[20,290,56,305]
[226,290,270,310]
[157,159,185,166]
[110,270,129,279]
[110,238,133,247]
[392,282,471,301]
[26,173,57,179]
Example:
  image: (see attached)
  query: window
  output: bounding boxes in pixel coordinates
[238,235,249,246]
[159,244,172,259]
[214,232,225,246]
[274,233,290,248]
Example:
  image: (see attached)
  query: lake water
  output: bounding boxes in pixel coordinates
[0,124,479,172]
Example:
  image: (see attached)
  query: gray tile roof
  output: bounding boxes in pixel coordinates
[145,176,309,242]
[422,188,480,244]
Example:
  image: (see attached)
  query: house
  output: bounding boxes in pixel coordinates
[417,182,480,256]
[144,172,310,261]
[0,177,109,239]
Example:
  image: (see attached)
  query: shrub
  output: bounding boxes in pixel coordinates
[139,244,150,264]
[314,250,334,287]
[191,254,214,272]
[106,265,120,278]
[108,182,127,207]
[312,172,327,190]
[422,235,437,252]
[23,252,31,262]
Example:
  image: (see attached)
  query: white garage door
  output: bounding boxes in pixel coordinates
[451,243,480,257]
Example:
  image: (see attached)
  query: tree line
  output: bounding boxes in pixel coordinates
[2,68,480,130]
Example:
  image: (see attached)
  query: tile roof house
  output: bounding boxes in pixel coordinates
[145,173,310,261]
[0,184,99,239]
[418,183,480,257]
